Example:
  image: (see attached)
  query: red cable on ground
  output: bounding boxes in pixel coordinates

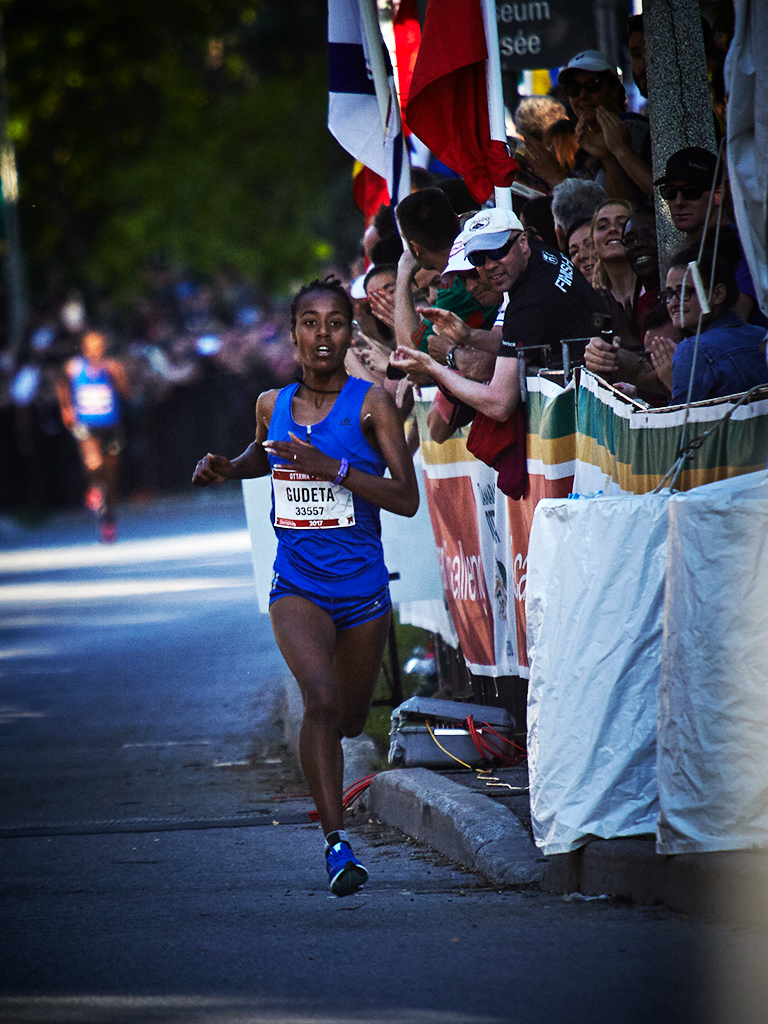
[307,772,379,822]
[466,715,526,767]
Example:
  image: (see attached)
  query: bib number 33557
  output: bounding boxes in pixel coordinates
[272,467,355,529]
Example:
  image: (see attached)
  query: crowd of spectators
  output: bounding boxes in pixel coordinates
[2,13,766,526]
[373,18,768,442]
[0,263,302,517]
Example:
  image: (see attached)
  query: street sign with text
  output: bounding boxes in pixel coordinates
[496,0,597,72]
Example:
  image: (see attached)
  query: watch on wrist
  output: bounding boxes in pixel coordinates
[446,347,458,371]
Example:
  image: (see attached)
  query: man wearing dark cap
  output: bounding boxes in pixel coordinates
[558,49,652,200]
[654,146,721,244]
[656,146,765,325]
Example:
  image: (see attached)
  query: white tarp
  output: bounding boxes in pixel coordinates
[526,492,670,855]
[657,471,768,854]
[725,0,768,316]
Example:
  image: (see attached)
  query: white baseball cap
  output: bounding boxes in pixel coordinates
[458,208,525,258]
[442,236,474,274]
[558,50,620,86]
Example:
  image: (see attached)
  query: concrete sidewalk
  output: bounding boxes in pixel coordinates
[284,683,768,924]
[361,761,768,924]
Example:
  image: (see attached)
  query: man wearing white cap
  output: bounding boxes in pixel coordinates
[420,234,506,382]
[391,208,602,421]
[558,49,652,200]
[393,189,501,364]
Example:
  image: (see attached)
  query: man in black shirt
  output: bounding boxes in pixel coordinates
[390,208,602,421]
[485,247,604,370]
[417,208,602,374]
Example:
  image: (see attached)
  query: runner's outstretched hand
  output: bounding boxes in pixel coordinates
[192,453,234,486]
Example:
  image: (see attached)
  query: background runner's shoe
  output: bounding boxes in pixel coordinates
[100,521,116,544]
[326,841,368,897]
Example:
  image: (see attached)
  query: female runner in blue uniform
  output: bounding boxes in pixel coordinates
[192,278,419,896]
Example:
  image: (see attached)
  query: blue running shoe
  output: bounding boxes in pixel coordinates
[326,841,368,897]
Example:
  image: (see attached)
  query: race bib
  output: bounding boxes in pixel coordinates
[272,466,355,529]
[77,382,116,418]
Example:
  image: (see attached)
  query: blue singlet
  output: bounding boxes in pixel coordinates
[267,377,389,601]
[71,358,120,428]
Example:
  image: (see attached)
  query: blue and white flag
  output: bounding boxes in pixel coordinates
[328,0,410,206]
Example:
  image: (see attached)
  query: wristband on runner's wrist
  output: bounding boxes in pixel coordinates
[333,458,349,485]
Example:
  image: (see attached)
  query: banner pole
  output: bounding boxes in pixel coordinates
[480,0,512,210]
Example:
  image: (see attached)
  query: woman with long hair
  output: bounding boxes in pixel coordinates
[590,198,641,348]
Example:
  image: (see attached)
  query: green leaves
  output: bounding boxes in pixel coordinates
[4,0,359,303]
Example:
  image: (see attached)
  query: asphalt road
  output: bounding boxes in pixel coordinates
[0,490,749,1024]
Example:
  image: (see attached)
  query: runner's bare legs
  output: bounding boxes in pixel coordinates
[269,596,390,834]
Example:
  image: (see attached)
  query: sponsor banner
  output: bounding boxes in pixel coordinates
[414,393,518,676]
[424,475,496,667]
[415,374,768,677]
[414,379,576,676]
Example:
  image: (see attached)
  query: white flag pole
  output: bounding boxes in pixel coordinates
[357,0,411,200]
[357,0,390,130]
[480,0,512,210]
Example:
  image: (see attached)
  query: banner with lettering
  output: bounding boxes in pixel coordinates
[412,393,519,677]
[412,378,577,677]
[496,0,597,72]
[412,374,768,677]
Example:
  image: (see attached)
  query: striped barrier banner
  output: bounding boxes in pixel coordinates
[574,370,768,495]
[413,374,768,678]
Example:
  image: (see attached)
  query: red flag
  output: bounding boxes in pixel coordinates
[404,0,518,204]
[352,162,391,226]
[393,0,421,130]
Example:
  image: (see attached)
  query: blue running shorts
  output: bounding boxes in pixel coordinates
[269,574,391,632]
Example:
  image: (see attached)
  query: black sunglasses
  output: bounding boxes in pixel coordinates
[466,233,521,268]
[659,184,707,201]
[664,286,697,303]
[562,76,605,99]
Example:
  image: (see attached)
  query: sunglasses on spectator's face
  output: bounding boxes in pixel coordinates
[466,233,521,268]
[665,285,697,303]
[659,184,707,201]
[563,76,605,99]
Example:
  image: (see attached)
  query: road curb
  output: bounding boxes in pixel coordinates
[542,839,768,922]
[367,768,544,887]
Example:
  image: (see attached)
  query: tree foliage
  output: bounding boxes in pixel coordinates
[3,0,361,303]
